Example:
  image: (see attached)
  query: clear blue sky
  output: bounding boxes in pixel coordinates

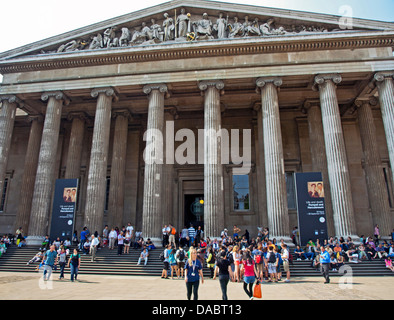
[0,0,393,54]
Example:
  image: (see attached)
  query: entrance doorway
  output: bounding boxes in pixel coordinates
[184,194,204,230]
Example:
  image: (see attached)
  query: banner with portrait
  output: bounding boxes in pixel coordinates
[50,179,78,241]
[295,172,328,246]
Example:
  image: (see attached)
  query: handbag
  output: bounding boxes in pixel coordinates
[253,282,262,299]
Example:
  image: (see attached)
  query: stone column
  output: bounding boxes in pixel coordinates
[84,88,117,234]
[256,77,291,241]
[356,98,392,237]
[142,84,167,243]
[374,72,394,189]
[305,100,335,237]
[27,91,68,244]
[65,112,87,179]
[162,109,176,227]
[199,80,225,239]
[107,109,131,229]
[314,74,358,239]
[0,95,20,194]
[15,115,43,233]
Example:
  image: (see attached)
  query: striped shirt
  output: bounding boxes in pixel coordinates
[188,227,196,238]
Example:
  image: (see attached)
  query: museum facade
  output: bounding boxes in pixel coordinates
[0,0,393,244]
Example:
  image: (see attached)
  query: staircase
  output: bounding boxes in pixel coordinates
[0,245,393,278]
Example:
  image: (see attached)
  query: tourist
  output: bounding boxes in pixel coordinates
[206,247,216,279]
[240,250,257,300]
[176,246,186,279]
[320,246,331,284]
[213,250,234,300]
[374,224,380,246]
[137,248,149,266]
[161,244,171,279]
[42,245,58,281]
[124,230,132,254]
[117,231,124,255]
[281,243,290,283]
[90,234,99,262]
[266,245,278,282]
[169,246,178,279]
[184,248,204,300]
[57,246,67,280]
[232,245,242,282]
[385,257,394,272]
[108,228,117,250]
[188,224,196,247]
[67,248,81,282]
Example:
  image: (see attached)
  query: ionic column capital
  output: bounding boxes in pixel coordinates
[143,83,168,95]
[354,97,379,108]
[41,91,70,105]
[374,72,394,82]
[112,108,133,122]
[67,111,88,122]
[0,95,23,106]
[314,73,342,86]
[302,99,321,113]
[91,87,118,102]
[198,80,225,92]
[26,114,44,124]
[256,77,282,88]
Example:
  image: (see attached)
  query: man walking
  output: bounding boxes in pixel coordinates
[43,245,58,281]
[320,246,331,284]
[90,235,99,262]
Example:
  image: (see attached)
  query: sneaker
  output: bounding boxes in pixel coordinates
[285,279,290,283]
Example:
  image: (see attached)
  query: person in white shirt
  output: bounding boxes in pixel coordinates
[90,235,99,262]
[281,243,291,283]
[137,248,149,265]
[108,228,117,250]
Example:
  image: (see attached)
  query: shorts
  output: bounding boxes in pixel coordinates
[163,261,169,269]
[171,262,177,267]
[268,263,277,274]
[178,262,185,269]
[244,276,255,284]
[283,261,290,272]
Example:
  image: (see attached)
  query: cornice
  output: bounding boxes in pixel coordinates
[0,31,393,74]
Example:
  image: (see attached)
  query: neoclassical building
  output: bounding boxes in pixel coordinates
[0,0,393,244]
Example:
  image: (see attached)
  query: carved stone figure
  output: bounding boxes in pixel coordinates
[89,33,103,50]
[103,27,116,48]
[150,19,162,40]
[163,13,175,41]
[228,17,244,38]
[194,13,214,40]
[215,13,228,39]
[176,8,190,38]
[131,26,147,44]
[57,40,79,53]
[119,28,131,47]
[243,16,261,37]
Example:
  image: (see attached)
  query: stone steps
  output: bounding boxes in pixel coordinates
[0,245,393,278]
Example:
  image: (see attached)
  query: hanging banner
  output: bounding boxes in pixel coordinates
[50,179,78,241]
[295,172,328,246]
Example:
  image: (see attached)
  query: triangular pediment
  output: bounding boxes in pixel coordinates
[1,0,393,61]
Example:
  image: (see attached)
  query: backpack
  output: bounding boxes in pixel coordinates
[255,254,261,264]
[178,250,185,261]
[171,228,176,235]
[269,252,276,263]
[159,251,165,262]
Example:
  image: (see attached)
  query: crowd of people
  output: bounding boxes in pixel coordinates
[2,222,393,298]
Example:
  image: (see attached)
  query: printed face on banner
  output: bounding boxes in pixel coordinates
[307,181,324,199]
[63,188,77,203]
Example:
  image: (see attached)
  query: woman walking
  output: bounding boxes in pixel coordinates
[213,250,234,300]
[58,246,68,280]
[232,246,241,282]
[184,248,204,300]
[240,250,257,300]
[67,248,81,282]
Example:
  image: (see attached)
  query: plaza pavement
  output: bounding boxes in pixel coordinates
[0,271,393,300]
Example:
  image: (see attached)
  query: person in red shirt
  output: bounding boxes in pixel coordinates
[240,250,258,300]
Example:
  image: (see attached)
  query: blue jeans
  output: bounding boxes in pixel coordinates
[70,264,78,281]
[43,265,53,280]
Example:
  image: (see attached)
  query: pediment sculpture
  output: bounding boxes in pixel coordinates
[41,10,344,55]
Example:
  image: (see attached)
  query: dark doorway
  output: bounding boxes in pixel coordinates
[184,194,204,230]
